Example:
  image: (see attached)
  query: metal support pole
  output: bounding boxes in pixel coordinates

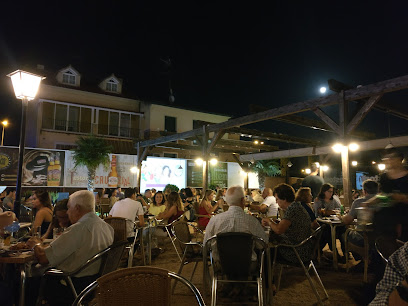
[1,125,5,146]
[14,98,28,219]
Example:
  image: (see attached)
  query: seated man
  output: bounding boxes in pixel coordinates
[341,179,379,259]
[109,187,145,238]
[249,187,279,218]
[204,185,268,263]
[370,241,408,305]
[26,190,114,305]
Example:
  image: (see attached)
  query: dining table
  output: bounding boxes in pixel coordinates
[0,248,35,306]
[316,216,350,270]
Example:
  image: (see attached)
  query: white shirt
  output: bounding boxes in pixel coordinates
[109,198,144,237]
[45,212,114,277]
[263,195,279,217]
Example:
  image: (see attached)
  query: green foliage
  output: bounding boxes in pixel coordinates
[49,191,59,205]
[164,184,179,193]
[249,160,281,189]
[249,160,281,177]
[72,135,112,171]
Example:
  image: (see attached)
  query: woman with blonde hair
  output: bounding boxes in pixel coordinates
[295,187,319,230]
[198,189,219,229]
[215,189,226,207]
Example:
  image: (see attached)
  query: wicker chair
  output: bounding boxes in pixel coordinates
[270,226,328,306]
[36,240,128,305]
[171,220,204,293]
[72,266,206,306]
[104,217,141,267]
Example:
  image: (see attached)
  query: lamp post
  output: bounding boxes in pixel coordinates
[1,120,8,146]
[7,70,44,218]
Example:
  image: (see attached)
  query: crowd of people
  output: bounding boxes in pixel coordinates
[1,147,408,305]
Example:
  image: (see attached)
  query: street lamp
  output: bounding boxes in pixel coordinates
[1,120,8,146]
[7,70,45,218]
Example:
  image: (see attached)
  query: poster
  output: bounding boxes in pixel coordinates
[0,147,65,187]
[140,157,186,191]
[64,152,137,188]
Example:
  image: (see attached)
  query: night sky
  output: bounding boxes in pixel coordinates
[1,1,408,154]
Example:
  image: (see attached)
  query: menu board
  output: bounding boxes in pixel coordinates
[187,160,228,188]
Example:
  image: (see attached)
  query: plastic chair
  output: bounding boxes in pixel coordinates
[171,220,204,293]
[375,235,404,264]
[37,240,127,304]
[270,226,328,306]
[104,216,141,267]
[205,232,267,306]
[72,266,206,306]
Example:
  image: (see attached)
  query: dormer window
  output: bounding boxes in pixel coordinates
[62,71,76,85]
[58,66,80,87]
[100,75,121,94]
[106,79,118,93]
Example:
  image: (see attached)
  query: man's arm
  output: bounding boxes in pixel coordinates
[26,237,49,265]
[250,203,267,213]
[137,215,145,227]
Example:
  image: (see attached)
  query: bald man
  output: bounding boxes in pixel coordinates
[250,188,279,218]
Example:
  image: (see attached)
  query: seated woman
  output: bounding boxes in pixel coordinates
[148,191,167,216]
[31,190,53,237]
[262,183,313,263]
[157,191,184,224]
[295,187,319,230]
[41,199,71,239]
[313,183,341,217]
[215,189,227,211]
[198,190,219,230]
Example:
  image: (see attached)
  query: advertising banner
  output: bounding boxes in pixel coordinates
[64,152,137,188]
[140,157,186,191]
[0,147,65,187]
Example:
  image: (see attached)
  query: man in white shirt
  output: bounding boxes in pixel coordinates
[204,186,268,262]
[27,190,114,305]
[250,187,279,218]
[109,187,145,238]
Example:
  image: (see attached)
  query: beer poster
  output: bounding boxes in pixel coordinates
[0,147,65,187]
[64,152,137,188]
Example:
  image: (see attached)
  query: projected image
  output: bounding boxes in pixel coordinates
[140,157,186,191]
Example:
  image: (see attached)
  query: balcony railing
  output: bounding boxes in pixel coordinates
[42,118,139,139]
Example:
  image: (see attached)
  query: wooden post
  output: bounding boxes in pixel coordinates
[339,92,352,208]
[202,126,209,192]
[136,142,141,189]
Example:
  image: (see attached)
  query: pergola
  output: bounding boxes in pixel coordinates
[135,74,408,207]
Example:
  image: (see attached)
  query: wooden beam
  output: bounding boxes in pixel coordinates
[313,108,340,134]
[216,139,279,151]
[346,95,382,135]
[239,135,408,161]
[226,127,320,146]
[138,74,408,148]
[207,130,225,154]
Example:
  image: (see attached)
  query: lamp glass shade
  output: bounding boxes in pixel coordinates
[7,70,44,100]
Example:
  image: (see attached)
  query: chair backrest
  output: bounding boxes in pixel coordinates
[172,221,193,254]
[375,235,404,263]
[104,217,128,242]
[100,198,110,205]
[215,232,256,279]
[98,240,128,276]
[73,267,206,306]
